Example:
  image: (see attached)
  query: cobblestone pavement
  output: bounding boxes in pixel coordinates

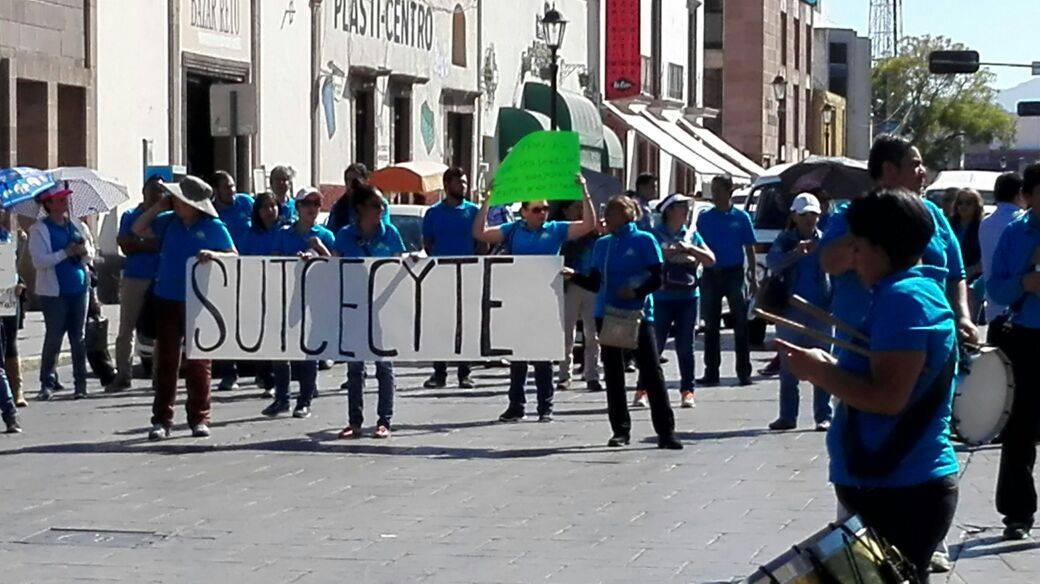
[0,337,1036,583]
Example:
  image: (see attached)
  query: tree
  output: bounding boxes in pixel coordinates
[873,36,1016,170]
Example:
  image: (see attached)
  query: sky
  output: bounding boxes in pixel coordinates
[822,0,1039,90]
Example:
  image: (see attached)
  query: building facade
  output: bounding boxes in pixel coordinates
[812,26,871,160]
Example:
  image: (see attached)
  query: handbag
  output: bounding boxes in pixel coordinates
[597,239,643,349]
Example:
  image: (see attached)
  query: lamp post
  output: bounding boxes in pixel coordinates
[540,6,568,131]
[822,104,835,157]
[771,74,787,163]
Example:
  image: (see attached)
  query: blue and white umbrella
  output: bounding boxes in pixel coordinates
[12,167,129,218]
[0,167,55,209]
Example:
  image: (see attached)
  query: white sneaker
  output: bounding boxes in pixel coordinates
[191,424,211,438]
[631,390,649,409]
[148,424,169,441]
[681,391,696,409]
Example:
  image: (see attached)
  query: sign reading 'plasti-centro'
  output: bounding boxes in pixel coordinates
[185,256,565,361]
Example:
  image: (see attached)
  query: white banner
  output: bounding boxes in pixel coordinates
[0,243,17,317]
[185,256,566,361]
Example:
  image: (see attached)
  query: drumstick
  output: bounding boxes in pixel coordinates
[754,308,872,357]
[789,294,870,343]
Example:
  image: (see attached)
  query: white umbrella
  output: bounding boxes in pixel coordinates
[13,167,129,218]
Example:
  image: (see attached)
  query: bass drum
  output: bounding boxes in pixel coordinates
[952,346,1014,446]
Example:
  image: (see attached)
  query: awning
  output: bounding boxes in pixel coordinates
[602,126,624,170]
[640,113,751,181]
[495,107,550,163]
[678,119,767,178]
[521,82,607,171]
[604,103,729,179]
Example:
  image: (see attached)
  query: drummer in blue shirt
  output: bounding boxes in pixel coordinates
[778,189,959,582]
[421,167,481,390]
[211,171,254,392]
[333,184,406,440]
[473,175,597,423]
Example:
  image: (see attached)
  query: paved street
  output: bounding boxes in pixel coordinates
[0,322,1037,583]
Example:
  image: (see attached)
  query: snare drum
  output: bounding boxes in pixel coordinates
[952,346,1014,446]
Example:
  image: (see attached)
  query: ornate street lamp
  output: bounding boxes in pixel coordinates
[540,6,568,130]
[823,104,836,156]
[771,74,787,162]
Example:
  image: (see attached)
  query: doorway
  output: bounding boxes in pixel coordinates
[445,112,473,177]
[185,72,247,185]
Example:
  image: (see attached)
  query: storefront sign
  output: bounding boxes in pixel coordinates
[605,0,641,99]
[331,0,436,51]
[181,0,251,63]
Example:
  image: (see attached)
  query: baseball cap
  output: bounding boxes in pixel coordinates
[656,193,693,215]
[294,186,323,203]
[790,193,822,215]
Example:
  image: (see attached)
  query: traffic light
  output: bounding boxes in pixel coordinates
[1019,101,1040,117]
[928,50,981,74]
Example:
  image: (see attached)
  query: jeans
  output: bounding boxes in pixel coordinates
[0,321,14,422]
[432,361,472,382]
[561,284,600,383]
[508,361,554,415]
[836,475,958,583]
[598,319,676,438]
[273,361,318,408]
[152,298,211,428]
[996,325,1040,527]
[114,276,151,381]
[346,361,394,427]
[700,266,752,380]
[39,292,88,392]
[776,309,833,424]
[653,298,699,394]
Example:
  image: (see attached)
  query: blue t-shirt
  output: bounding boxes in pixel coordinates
[651,224,704,301]
[695,206,755,269]
[500,220,569,256]
[238,226,282,256]
[274,223,336,256]
[828,265,959,488]
[278,199,298,226]
[42,218,88,296]
[590,222,663,321]
[154,216,235,301]
[216,193,255,243]
[422,199,479,256]
[988,212,1040,328]
[119,208,174,280]
[335,223,406,258]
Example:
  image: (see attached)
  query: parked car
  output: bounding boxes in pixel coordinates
[924,170,1002,216]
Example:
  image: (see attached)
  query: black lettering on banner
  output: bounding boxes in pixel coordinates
[299,257,329,356]
[191,258,228,352]
[480,257,513,357]
[424,6,433,50]
[437,258,478,354]
[235,258,266,352]
[367,259,399,357]
[402,258,436,351]
[270,258,295,352]
[338,258,363,357]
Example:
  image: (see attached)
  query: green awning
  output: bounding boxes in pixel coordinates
[521,82,608,171]
[495,107,550,162]
[602,126,624,170]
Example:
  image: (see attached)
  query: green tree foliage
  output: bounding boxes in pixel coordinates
[873,36,1016,170]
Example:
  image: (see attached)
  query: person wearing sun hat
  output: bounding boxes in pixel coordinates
[132,175,236,441]
[29,182,94,401]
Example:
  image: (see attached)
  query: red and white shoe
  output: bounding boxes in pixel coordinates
[338,425,362,440]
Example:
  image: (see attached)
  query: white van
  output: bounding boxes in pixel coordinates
[924,170,1003,216]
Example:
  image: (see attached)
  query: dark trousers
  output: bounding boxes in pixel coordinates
[598,319,676,438]
[836,475,958,583]
[432,362,472,381]
[996,325,1040,527]
[508,361,553,415]
[700,266,752,380]
[151,298,212,428]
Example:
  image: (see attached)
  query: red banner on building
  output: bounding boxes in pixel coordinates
[605,0,641,100]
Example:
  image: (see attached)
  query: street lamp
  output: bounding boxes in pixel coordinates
[771,74,787,162]
[540,6,568,130]
[822,104,836,156]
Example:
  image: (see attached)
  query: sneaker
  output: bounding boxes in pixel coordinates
[768,418,797,431]
[696,376,720,387]
[624,361,637,373]
[373,424,391,439]
[73,389,88,400]
[53,380,65,391]
[681,391,696,409]
[338,425,362,439]
[4,418,21,434]
[424,376,446,389]
[105,377,132,393]
[1003,524,1032,541]
[318,360,333,371]
[292,406,311,419]
[37,389,53,402]
[758,356,781,377]
[458,377,475,389]
[607,434,630,447]
[191,424,211,438]
[498,406,526,423]
[261,400,290,417]
[930,551,952,573]
[538,411,554,423]
[631,390,649,409]
[340,380,351,390]
[261,388,275,399]
[555,381,569,392]
[217,378,239,392]
[586,380,604,392]
[815,420,832,432]
[311,388,320,399]
[148,424,169,441]
[657,435,684,450]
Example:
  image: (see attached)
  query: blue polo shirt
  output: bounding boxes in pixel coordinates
[216,193,254,243]
[334,222,406,258]
[154,216,235,301]
[590,222,663,322]
[500,220,569,256]
[422,199,479,256]
[238,226,281,256]
[651,224,705,301]
[828,265,959,488]
[119,208,174,280]
[274,223,336,256]
[988,212,1040,329]
[695,206,755,268]
[42,218,88,296]
[278,199,298,226]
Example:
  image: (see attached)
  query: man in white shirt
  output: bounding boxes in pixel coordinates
[980,172,1025,322]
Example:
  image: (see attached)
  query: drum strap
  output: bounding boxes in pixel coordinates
[843,350,958,479]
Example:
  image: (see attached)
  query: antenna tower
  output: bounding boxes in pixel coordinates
[869,0,903,59]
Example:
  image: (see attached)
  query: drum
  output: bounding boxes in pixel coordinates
[745,516,913,584]
[952,346,1014,446]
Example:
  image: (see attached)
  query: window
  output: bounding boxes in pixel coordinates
[635,136,660,178]
[392,94,411,163]
[668,63,684,100]
[780,12,788,67]
[704,68,723,109]
[451,5,466,67]
[829,42,848,65]
[793,84,801,148]
[806,24,812,70]
[793,17,801,70]
[641,56,654,94]
[674,163,697,196]
[829,74,848,97]
[705,0,723,50]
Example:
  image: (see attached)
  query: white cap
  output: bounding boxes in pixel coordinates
[790,193,822,215]
[294,186,323,202]
[656,193,694,215]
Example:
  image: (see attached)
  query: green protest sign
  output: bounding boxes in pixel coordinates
[490,131,583,205]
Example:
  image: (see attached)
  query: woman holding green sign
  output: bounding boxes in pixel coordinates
[473,175,597,423]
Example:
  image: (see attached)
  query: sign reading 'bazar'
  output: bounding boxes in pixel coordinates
[331,0,436,51]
